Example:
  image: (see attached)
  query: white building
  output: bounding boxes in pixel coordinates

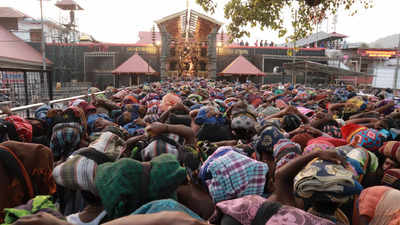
[0,7,80,43]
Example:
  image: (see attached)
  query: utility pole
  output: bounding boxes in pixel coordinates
[40,0,47,70]
[292,9,298,85]
[394,33,400,89]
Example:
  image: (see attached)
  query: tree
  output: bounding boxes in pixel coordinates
[196,0,373,41]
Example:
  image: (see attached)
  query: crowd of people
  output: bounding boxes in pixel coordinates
[238,40,275,47]
[1,80,400,225]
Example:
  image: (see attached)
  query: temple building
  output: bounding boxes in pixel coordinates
[21,10,373,88]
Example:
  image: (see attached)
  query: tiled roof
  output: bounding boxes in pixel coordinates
[0,25,51,66]
[219,55,265,76]
[55,0,83,10]
[294,31,348,47]
[112,53,156,75]
[0,7,29,18]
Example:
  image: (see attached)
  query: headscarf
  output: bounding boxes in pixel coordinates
[34,105,50,121]
[303,143,335,155]
[123,95,139,105]
[322,125,342,138]
[291,133,314,150]
[188,94,202,103]
[257,106,280,118]
[63,106,87,134]
[281,114,302,132]
[95,154,186,220]
[139,133,181,161]
[88,131,125,161]
[52,153,98,195]
[341,123,367,143]
[131,199,203,220]
[297,106,315,117]
[209,195,334,225]
[273,139,302,170]
[255,126,285,154]
[350,128,385,151]
[379,141,400,163]
[344,96,366,114]
[5,116,32,142]
[294,158,363,204]
[87,113,113,133]
[382,169,400,190]
[199,147,269,203]
[231,113,257,130]
[50,122,83,159]
[358,186,400,225]
[307,136,348,147]
[160,93,182,112]
[195,106,225,126]
[336,145,379,174]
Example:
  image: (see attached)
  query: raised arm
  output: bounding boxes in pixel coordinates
[146,122,195,145]
[270,149,346,207]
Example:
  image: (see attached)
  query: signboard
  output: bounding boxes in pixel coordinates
[358,49,400,58]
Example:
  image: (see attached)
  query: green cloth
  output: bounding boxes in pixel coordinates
[2,196,56,225]
[95,154,186,220]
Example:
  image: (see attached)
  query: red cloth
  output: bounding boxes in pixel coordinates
[291,133,314,150]
[251,98,263,108]
[341,123,367,142]
[307,136,347,147]
[5,116,32,142]
[123,95,138,104]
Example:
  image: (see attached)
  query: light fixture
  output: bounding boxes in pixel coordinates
[156,41,161,46]
[216,42,222,47]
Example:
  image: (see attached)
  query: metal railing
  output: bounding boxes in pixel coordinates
[0,90,107,118]
[0,85,133,118]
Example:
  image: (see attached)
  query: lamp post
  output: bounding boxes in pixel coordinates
[39,0,47,71]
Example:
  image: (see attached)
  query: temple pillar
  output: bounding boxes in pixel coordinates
[160,25,170,81]
[207,27,218,80]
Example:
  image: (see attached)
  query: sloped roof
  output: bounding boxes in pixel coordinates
[0,25,51,67]
[0,7,29,18]
[294,31,348,47]
[283,61,373,77]
[112,53,156,75]
[55,0,84,10]
[219,55,265,76]
[155,10,222,42]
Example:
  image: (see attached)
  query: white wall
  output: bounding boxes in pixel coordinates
[372,59,400,88]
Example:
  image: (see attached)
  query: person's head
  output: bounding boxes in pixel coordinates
[281,114,301,132]
[230,113,257,141]
[94,118,117,132]
[232,127,257,141]
[255,125,285,165]
[273,139,302,170]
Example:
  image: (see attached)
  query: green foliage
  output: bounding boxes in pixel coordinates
[196,0,374,42]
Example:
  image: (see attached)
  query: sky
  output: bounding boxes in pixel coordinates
[1,0,399,44]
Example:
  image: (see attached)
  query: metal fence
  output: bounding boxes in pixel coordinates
[0,68,53,110]
[0,88,127,118]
